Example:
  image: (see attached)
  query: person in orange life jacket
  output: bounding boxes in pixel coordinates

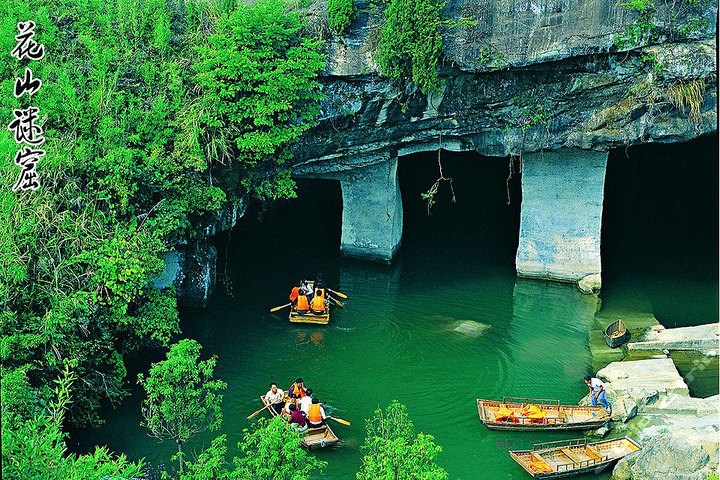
[285,403,308,432]
[293,292,310,314]
[289,281,302,302]
[299,388,313,414]
[310,290,326,315]
[288,378,307,399]
[306,397,326,428]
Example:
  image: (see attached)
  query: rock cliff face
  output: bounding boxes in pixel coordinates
[291,0,717,281]
[295,0,716,165]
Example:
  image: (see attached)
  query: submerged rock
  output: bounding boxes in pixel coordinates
[450,320,491,338]
[577,273,602,294]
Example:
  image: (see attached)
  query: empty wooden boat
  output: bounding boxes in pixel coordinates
[289,281,331,325]
[477,397,610,431]
[604,318,630,348]
[260,395,339,449]
[509,436,641,478]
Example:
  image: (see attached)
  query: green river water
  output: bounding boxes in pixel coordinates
[71,138,718,479]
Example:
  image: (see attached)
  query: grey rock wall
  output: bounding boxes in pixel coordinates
[293,0,717,277]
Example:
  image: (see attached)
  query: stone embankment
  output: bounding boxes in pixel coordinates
[627,324,720,356]
[582,323,720,480]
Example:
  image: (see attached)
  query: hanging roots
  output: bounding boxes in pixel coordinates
[421,140,456,215]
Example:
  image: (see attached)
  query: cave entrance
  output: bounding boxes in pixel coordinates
[600,134,719,327]
[397,149,521,268]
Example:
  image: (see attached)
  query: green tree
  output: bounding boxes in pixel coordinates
[328,0,357,35]
[2,363,143,480]
[233,416,327,480]
[138,339,226,473]
[179,417,327,480]
[376,0,445,94]
[357,400,448,480]
[192,0,326,201]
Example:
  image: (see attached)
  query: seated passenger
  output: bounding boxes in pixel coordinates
[299,388,313,414]
[293,293,309,314]
[286,403,307,432]
[265,382,285,415]
[301,281,313,298]
[289,282,302,302]
[306,397,326,428]
[310,291,326,315]
[288,378,307,399]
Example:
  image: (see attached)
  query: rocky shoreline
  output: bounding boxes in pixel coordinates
[584,322,719,479]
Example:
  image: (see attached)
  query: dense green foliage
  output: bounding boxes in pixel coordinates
[357,400,448,480]
[2,363,143,480]
[328,0,357,35]
[376,0,445,94]
[1,0,325,476]
[138,339,226,472]
[178,417,326,480]
[1,0,323,427]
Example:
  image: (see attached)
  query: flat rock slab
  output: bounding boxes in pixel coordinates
[628,323,719,354]
[598,358,689,396]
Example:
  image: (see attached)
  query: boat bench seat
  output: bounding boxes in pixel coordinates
[560,448,583,464]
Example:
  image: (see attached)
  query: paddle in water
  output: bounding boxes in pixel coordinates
[270,303,291,312]
[327,416,350,425]
[327,288,347,299]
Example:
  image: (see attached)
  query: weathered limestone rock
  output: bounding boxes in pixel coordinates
[613,433,715,480]
[301,157,403,263]
[152,199,246,306]
[597,358,690,396]
[516,149,608,282]
[582,357,719,480]
[578,273,602,294]
[176,240,216,307]
[628,323,720,355]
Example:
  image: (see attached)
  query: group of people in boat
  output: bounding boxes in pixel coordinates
[289,275,328,316]
[265,378,328,431]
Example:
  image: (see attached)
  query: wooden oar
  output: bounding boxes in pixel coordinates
[329,298,344,308]
[327,288,347,299]
[247,403,272,419]
[270,303,291,312]
[327,416,350,426]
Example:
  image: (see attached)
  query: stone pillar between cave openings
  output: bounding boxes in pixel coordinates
[338,157,403,264]
[515,148,608,284]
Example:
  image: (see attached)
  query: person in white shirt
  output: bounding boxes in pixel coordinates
[584,375,611,413]
[265,382,285,415]
[299,388,314,413]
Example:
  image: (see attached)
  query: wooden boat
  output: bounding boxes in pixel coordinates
[477,397,610,431]
[259,395,339,450]
[509,437,641,478]
[289,281,331,325]
[604,318,630,348]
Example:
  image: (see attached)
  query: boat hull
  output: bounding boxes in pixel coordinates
[509,436,641,479]
[289,281,331,325]
[604,319,630,348]
[477,398,609,431]
[259,395,339,449]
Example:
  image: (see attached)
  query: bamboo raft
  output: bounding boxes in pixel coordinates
[604,318,630,348]
[289,281,330,325]
[509,437,641,478]
[477,397,610,431]
[260,395,339,450]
